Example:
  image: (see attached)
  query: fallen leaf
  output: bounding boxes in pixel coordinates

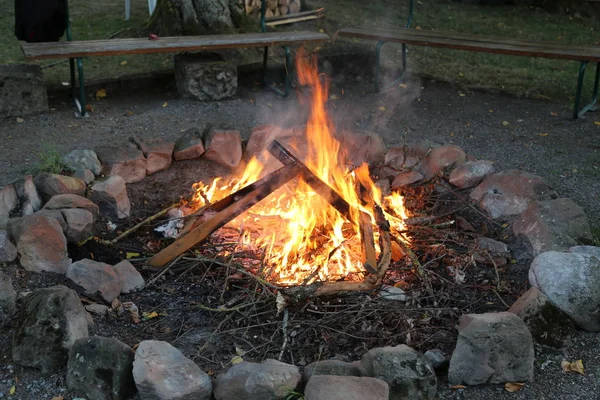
[235,346,246,356]
[378,106,386,111]
[51,397,64,400]
[142,311,159,320]
[539,133,549,137]
[162,102,168,108]
[95,89,107,100]
[126,252,140,259]
[504,382,525,392]
[399,83,408,88]
[231,355,244,365]
[120,61,128,66]
[415,26,422,30]
[10,386,16,395]
[571,359,585,375]
[330,94,339,100]
[450,384,466,389]
[319,29,324,33]
[502,121,510,126]
[125,110,134,116]
[459,93,466,97]
[61,81,70,86]
[594,121,600,126]
[459,72,464,77]
[551,111,558,116]
[85,104,94,112]
[16,117,24,123]
[133,343,139,350]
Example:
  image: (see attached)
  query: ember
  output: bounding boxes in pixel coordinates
[182,50,411,285]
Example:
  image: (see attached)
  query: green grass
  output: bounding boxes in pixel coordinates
[27,144,67,175]
[2,0,600,103]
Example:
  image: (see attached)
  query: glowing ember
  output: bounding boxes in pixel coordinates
[188,50,411,285]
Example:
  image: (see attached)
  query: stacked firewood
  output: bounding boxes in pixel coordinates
[242,0,302,17]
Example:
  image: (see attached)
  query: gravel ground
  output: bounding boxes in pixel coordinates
[0,57,599,399]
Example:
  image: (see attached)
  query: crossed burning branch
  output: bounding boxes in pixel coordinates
[148,140,392,301]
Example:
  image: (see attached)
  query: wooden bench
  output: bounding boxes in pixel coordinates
[20,0,329,117]
[337,0,600,120]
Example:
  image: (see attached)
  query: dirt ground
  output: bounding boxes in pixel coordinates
[1,56,600,399]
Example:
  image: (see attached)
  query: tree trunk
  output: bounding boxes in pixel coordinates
[147,0,251,36]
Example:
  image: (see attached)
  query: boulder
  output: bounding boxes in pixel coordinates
[73,169,95,184]
[204,129,243,169]
[449,160,495,189]
[34,173,86,202]
[85,303,110,317]
[34,209,67,231]
[570,245,600,257]
[303,360,361,383]
[304,376,389,400]
[113,260,145,293]
[529,250,600,331]
[416,145,467,179]
[339,131,387,167]
[0,64,48,118]
[95,143,147,184]
[131,136,175,175]
[43,194,100,220]
[245,125,302,167]
[513,198,593,256]
[470,170,557,220]
[0,272,17,326]
[358,345,436,400]
[508,287,575,348]
[11,215,70,273]
[476,237,509,255]
[133,340,212,400]
[214,359,301,400]
[0,230,18,263]
[63,149,103,176]
[89,176,131,220]
[66,259,121,303]
[391,171,423,189]
[448,312,534,385]
[12,175,42,216]
[404,142,433,169]
[174,53,238,101]
[424,349,447,371]
[0,184,18,230]
[61,208,94,243]
[174,127,207,160]
[67,336,136,400]
[384,146,407,170]
[12,285,89,375]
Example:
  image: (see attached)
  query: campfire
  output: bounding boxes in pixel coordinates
[149,50,411,289]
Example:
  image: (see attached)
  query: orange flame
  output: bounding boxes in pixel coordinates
[188,49,410,285]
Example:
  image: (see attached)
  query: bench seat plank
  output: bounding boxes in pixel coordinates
[338,27,600,63]
[22,31,329,60]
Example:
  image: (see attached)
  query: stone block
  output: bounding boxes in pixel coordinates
[0,64,48,118]
[175,53,237,101]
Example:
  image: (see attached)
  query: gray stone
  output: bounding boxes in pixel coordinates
[34,209,67,231]
[44,194,100,220]
[61,208,94,243]
[379,285,407,302]
[0,64,48,118]
[0,230,18,263]
[12,175,42,216]
[204,129,243,169]
[339,131,387,167]
[384,146,407,170]
[66,259,121,303]
[89,176,130,220]
[175,53,238,101]
[131,136,174,175]
[476,237,509,255]
[0,272,17,326]
[529,251,600,331]
[449,160,495,189]
[448,312,534,385]
[508,287,575,348]
[133,340,212,400]
[11,215,70,273]
[95,143,147,184]
[12,285,89,375]
[73,169,95,184]
[67,336,136,400]
[358,345,436,400]
[85,303,110,316]
[0,184,19,230]
[391,171,423,189]
[174,127,207,160]
[470,170,557,220]
[424,349,447,370]
[113,260,145,293]
[513,198,593,256]
[303,360,361,384]
[304,376,389,400]
[416,145,467,179]
[63,149,103,176]
[570,245,600,257]
[34,173,87,202]
[214,359,301,400]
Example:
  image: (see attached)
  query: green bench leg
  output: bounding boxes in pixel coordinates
[573,61,600,120]
[375,41,408,92]
[261,45,292,98]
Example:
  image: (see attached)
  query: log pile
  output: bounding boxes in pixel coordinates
[242,0,302,17]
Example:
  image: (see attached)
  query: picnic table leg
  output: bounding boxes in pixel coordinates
[574,61,599,120]
[75,58,88,118]
[375,40,408,92]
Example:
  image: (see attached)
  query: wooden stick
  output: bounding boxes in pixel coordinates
[265,8,324,22]
[358,212,377,274]
[148,163,302,267]
[266,14,324,27]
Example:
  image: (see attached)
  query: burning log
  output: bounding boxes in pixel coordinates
[148,162,303,267]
